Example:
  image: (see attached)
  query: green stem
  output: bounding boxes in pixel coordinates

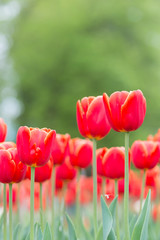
[40,182,44,232]
[30,167,35,240]
[124,132,130,240]
[76,168,81,235]
[140,170,146,213]
[93,138,98,239]
[17,183,20,222]
[102,177,106,196]
[60,182,67,228]
[3,184,7,240]
[51,167,55,240]
[115,180,120,240]
[9,183,13,240]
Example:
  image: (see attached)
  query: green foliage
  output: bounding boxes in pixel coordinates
[42,223,52,240]
[101,196,116,240]
[66,213,77,240]
[131,190,151,240]
[10,0,160,146]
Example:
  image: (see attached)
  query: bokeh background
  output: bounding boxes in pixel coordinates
[0,0,160,147]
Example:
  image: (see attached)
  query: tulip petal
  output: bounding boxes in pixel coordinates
[103,92,128,132]
[76,100,90,138]
[16,126,31,165]
[0,150,16,183]
[131,141,148,169]
[121,90,146,131]
[87,96,111,139]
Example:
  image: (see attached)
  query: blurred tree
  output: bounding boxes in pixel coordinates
[10,0,160,147]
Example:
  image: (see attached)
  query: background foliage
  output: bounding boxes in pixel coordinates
[5,0,160,146]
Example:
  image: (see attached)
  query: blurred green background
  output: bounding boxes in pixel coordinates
[0,0,160,147]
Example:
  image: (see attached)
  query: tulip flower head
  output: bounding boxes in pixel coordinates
[0,118,7,142]
[51,133,70,165]
[16,126,56,167]
[76,96,111,140]
[56,157,77,181]
[97,147,129,179]
[0,148,27,184]
[26,159,53,183]
[69,138,92,169]
[96,147,108,177]
[103,90,146,132]
[131,140,160,170]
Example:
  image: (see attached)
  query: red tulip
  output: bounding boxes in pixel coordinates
[16,126,56,167]
[103,90,146,132]
[0,118,7,142]
[131,140,160,169]
[96,147,130,179]
[51,133,70,165]
[0,148,27,184]
[69,138,92,169]
[56,157,77,181]
[0,141,16,150]
[96,147,108,177]
[148,129,160,142]
[145,166,159,187]
[76,96,111,140]
[152,204,160,221]
[27,160,53,183]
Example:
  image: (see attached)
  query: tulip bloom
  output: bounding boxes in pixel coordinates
[131,140,160,169]
[51,133,70,165]
[97,147,129,179]
[0,118,7,142]
[147,129,160,142]
[0,142,16,150]
[76,96,111,140]
[103,90,146,132]
[56,157,77,181]
[0,148,27,184]
[96,147,108,177]
[69,138,92,169]
[16,126,56,167]
[26,160,53,183]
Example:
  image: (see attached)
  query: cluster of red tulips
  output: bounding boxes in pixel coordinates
[0,89,159,240]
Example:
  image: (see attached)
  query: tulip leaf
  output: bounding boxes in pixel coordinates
[109,195,118,219]
[66,213,77,240]
[96,224,103,240]
[13,224,21,240]
[129,215,137,236]
[25,232,30,240]
[131,190,151,240]
[55,217,65,240]
[0,214,3,239]
[79,217,93,240]
[107,229,116,240]
[101,196,113,240]
[35,223,43,240]
[42,223,52,240]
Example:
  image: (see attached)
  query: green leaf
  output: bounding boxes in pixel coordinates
[107,229,116,240]
[42,223,52,240]
[66,213,77,240]
[129,215,137,236]
[101,196,113,240]
[109,195,118,218]
[13,224,21,240]
[35,223,43,240]
[55,217,65,240]
[96,225,103,240]
[25,232,30,240]
[131,190,151,240]
[0,214,3,240]
[79,218,92,240]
